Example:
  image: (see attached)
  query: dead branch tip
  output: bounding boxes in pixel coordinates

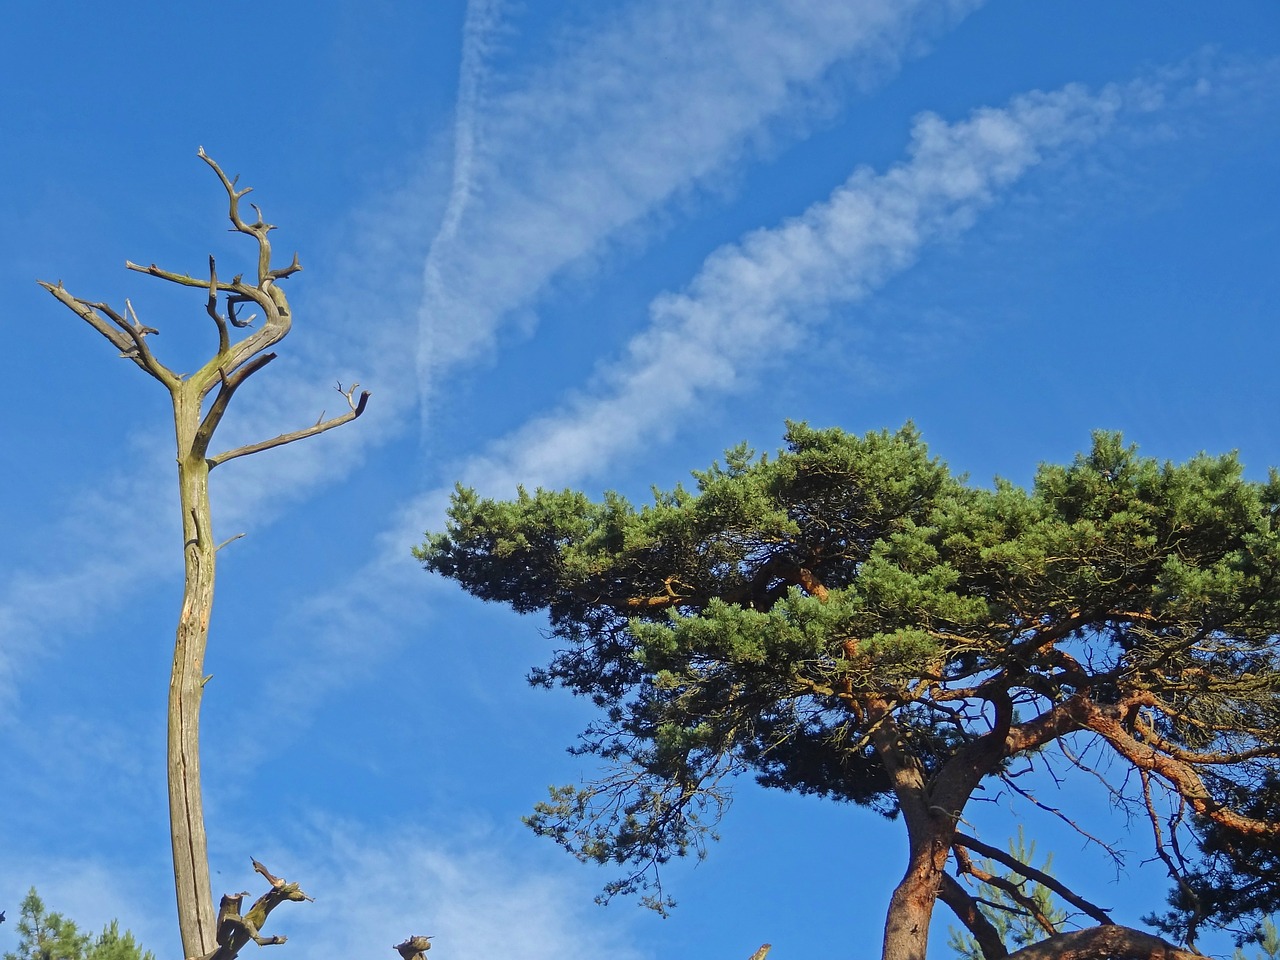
[251,858,284,887]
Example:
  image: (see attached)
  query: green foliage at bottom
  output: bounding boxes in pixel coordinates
[2,889,153,960]
[1236,918,1280,960]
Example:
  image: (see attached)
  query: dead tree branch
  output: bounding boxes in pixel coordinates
[394,937,434,960]
[208,382,370,468]
[198,860,312,960]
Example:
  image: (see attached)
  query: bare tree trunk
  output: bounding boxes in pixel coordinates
[170,400,218,957]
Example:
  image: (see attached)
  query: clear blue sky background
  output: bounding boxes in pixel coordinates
[2,2,1279,958]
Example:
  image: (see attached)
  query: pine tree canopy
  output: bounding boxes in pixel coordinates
[418,422,1280,959]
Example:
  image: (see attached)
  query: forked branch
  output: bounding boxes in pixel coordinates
[193,354,279,456]
[197,146,300,287]
[37,281,176,386]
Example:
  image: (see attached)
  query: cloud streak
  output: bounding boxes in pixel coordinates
[417,0,983,395]
[266,73,1184,727]
[0,0,981,713]
[449,81,1130,497]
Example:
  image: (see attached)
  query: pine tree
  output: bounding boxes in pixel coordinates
[2,890,151,960]
[1235,917,1280,960]
[84,921,154,960]
[422,422,1280,960]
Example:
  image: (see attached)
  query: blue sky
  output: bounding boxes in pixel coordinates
[2,2,1279,958]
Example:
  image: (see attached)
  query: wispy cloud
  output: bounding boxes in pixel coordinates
[1,821,648,960]
[447,81,1130,497]
[417,0,984,395]
[426,0,505,272]
[0,0,980,714]
[249,819,648,960]
[255,55,1280,734]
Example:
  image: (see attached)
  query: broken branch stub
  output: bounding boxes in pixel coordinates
[197,860,312,960]
[394,936,434,960]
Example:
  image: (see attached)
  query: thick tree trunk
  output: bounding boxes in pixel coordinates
[881,825,952,960]
[170,395,217,960]
[866,689,1018,960]
[863,701,956,960]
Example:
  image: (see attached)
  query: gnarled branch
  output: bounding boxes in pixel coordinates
[198,860,312,960]
[37,281,176,386]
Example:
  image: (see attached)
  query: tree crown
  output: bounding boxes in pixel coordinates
[420,423,1280,948]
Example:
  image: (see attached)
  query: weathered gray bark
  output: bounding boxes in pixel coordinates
[170,434,218,953]
[40,150,368,960]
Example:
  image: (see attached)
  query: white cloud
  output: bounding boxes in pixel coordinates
[0,822,648,960]
[0,440,174,719]
[260,75,1159,731]
[417,0,984,394]
[259,56,1276,732]
[248,819,648,960]
[448,82,1126,497]
[0,1,979,714]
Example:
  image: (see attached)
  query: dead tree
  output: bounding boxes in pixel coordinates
[39,150,368,960]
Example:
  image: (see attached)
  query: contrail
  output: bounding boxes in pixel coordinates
[419,0,505,425]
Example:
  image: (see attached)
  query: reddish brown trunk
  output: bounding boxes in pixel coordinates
[862,699,956,960]
[881,824,953,960]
